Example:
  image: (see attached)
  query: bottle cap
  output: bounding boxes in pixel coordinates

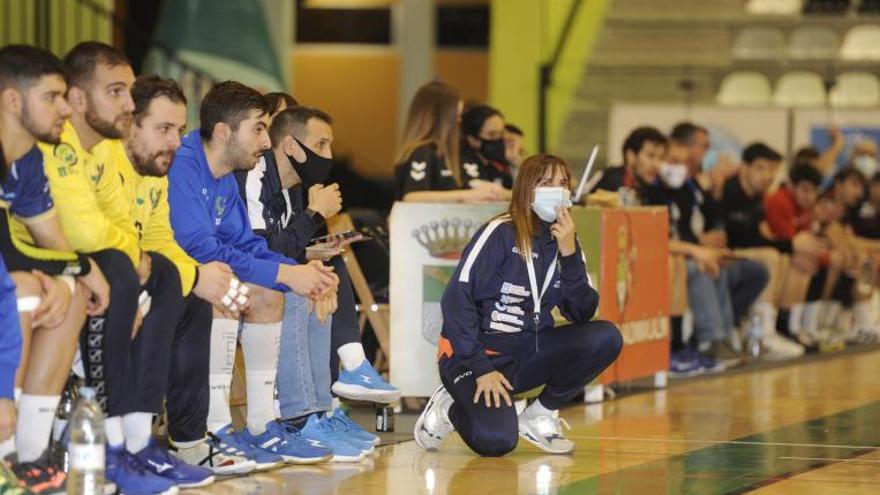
[78,386,96,400]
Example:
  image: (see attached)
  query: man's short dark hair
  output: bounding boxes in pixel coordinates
[0,44,67,92]
[199,81,269,141]
[264,92,298,116]
[742,142,782,165]
[789,163,823,187]
[833,166,866,186]
[131,75,187,124]
[269,105,332,146]
[63,41,130,89]
[670,122,708,144]
[462,104,503,138]
[504,123,523,136]
[622,127,667,162]
[792,146,819,168]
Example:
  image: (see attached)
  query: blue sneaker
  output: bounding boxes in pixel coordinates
[106,446,179,495]
[297,414,365,463]
[686,347,725,373]
[668,349,703,378]
[213,424,284,471]
[237,421,332,465]
[332,360,400,403]
[322,412,375,454]
[328,407,380,446]
[133,440,215,488]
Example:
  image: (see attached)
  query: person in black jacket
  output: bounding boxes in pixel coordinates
[595,126,666,202]
[237,105,399,455]
[413,154,622,457]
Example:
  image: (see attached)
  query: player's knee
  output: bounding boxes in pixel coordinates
[472,430,518,457]
[244,284,284,322]
[10,271,41,298]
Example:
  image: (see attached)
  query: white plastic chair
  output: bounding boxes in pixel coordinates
[830,72,880,107]
[717,71,773,106]
[840,25,880,60]
[732,27,786,60]
[788,27,840,60]
[773,71,827,107]
[745,0,803,15]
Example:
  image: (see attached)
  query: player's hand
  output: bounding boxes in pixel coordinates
[474,371,513,408]
[32,271,71,328]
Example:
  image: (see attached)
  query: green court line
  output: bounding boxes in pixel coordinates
[552,401,880,495]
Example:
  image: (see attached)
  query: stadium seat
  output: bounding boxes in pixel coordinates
[788,27,840,59]
[745,0,803,15]
[803,0,851,14]
[773,71,827,107]
[829,71,880,107]
[717,71,773,106]
[732,27,786,60]
[840,25,880,60]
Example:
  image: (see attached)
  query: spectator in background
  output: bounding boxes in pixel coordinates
[850,136,878,179]
[461,105,514,190]
[394,82,505,203]
[264,92,297,123]
[791,126,845,177]
[721,143,817,359]
[669,122,736,201]
[594,126,666,203]
[503,124,524,175]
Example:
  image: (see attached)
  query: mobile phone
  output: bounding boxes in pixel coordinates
[308,230,365,245]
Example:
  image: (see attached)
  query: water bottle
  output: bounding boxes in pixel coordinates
[748,314,762,359]
[67,387,105,495]
[52,377,82,471]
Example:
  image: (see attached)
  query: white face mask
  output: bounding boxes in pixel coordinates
[659,162,688,189]
[531,187,572,222]
[855,155,877,179]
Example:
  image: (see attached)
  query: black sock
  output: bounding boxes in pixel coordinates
[670,316,684,353]
[777,309,791,336]
[284,412,320,430]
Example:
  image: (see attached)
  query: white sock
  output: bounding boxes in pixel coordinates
[105,416,124,448]
[240,322,281,435]
[522,399,555,418]
[208,318,239,433]
[854,300,875,330]
[331,397,342,411]
[337,343,367,371]
[15,394,61,462]
[170,437,204,449]
[122,412,153,454]
[2,388,23,458]
[788,303,804,334]
[753,302,778,339]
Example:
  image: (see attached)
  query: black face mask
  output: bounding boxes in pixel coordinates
[479,138,507,165]
[288,137,332,188]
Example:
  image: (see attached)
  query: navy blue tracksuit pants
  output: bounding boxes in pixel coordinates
[439,320,622,457]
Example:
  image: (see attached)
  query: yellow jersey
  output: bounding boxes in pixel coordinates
[104,139,198,296]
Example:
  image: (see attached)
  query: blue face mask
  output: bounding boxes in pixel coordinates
[531,187,572,222]
[702,149,718,173]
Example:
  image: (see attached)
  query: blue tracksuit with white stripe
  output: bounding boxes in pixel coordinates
[437,216,622,457]
[168,131,295,290]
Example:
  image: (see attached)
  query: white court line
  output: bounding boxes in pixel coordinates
[779,456,880,464]
[568,435,880,450]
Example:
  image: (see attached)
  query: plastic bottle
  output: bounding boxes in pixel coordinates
[748,314,762,359]
[67,387,105,495]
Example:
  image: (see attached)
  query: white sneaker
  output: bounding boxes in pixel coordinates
[762,332,805,360]
[414,386,455,451]
[518,409,574,455]
[848,326,880,345]
[171,436,257,476]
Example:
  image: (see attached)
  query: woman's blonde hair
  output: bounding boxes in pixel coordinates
[396,81,462,186]
[506,154,573,257]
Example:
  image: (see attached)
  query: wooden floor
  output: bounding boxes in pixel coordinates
[194,349,880,495]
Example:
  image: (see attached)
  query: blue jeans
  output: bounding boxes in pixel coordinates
[277,292,332,419]
[686,259,768,346]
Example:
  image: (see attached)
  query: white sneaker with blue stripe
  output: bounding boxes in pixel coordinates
[332,360,400,403]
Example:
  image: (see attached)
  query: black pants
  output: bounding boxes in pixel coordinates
[81,249,140,415]
[329,256,361,383]
[82,251,182,416]
[806,268,855,308]
[439,321,623,457]
[165,293,212,443]
[131,252,182,413]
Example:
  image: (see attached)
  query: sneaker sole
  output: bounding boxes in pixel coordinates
[329,452,365,463]
[118,486,180,495]
[254,460,284,472]
[517,425,574,455]
[413,387,449,452]
[210,460,257,476]
[280,453,333,465]
[176,475,216,489]
[331,382,401,403]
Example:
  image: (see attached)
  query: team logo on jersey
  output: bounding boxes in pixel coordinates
[149,188,161,209]
[53,143,77,167]
[412,218,476,259]
[214,196,227,225]
[90,163,105,184]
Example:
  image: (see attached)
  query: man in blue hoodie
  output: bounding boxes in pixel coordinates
[168,81,336,471]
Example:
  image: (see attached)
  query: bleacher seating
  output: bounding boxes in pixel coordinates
[829,71,880,107]
[717,71,774,106]
[773,71,827,106]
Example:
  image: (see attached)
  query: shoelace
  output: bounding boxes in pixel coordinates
[119,450,150,475]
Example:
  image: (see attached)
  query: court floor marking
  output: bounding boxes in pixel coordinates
[778,456,880,464]
[567,435,880,450]
[552,401,880,495]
